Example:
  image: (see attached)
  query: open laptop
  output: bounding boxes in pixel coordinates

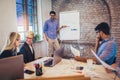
[0,55,24,80]
[44,48,63,67]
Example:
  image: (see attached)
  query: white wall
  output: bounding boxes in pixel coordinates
[41,0,52,24]
[35,0,52,57]
[0,0,17,51]
[37,0,51,40]
[41,0,52,57]
[0,0,52,58]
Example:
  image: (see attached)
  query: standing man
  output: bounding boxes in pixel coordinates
[43,11,66,57]
[19,31,35,63]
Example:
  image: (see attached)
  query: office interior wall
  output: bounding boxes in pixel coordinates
[33,0,52,58]
[0,0,51,58]
[37,0,52,41]
[52,0,111,43]
[52,0,120,61]
[0,0,17,51]
[41,0,52,24]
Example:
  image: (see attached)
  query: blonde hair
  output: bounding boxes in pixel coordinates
[26,31,34,38]
[4,32,20,50]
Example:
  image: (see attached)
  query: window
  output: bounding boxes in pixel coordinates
[16,0,38,41]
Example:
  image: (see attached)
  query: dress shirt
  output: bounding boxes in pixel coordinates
[43,18,59,39]
[97,36,117,65]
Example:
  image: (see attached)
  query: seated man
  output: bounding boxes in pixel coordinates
[75,22,117,65]
[18,31,35,63]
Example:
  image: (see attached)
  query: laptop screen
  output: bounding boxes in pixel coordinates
[44,48,63,67]
[52,54,62,66]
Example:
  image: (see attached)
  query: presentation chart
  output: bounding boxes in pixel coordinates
[59,11,80,40]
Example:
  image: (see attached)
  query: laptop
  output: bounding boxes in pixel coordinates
[44,48,63,67]
[0,55,24,80]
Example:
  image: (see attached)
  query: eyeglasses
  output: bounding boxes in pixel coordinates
[27,37,33,39]
[50,14,55,16]
[96,30,100,33]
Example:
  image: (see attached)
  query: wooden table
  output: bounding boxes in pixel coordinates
[24,57,120,80]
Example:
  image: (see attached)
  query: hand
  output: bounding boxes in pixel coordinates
[96,34,100,42]
[44,36,48,41]
[111,63,118,69]
[95,34,100,52]
[61,25,67,28]
[105,63,118,73]
[105,67,112,73]
[44,34,49,42]
[46,37,48,42]
[74,56,81,61]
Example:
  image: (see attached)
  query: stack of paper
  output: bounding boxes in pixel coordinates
[70,46,80,56]
[91,49,116,71]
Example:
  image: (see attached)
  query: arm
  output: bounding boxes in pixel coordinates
[44,33,48,42]
[94,33,101,53]
[74,56,97,63]
[105,63,118,73]
[74,56,87,62]
[0,50,12,59]
[111,63,118,68]
[57,25,67,33]
[43,21,48,41]
[19,46,28,63]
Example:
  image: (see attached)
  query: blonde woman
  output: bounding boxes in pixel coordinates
[0,32,20,59]
[19,31,35,63]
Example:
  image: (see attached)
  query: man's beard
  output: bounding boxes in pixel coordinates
[99,36,103,41]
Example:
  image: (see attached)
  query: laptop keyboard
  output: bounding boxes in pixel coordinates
[44,58,53,66]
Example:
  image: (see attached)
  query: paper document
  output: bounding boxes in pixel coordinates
[91,49,116,71]
[71,46,80,56]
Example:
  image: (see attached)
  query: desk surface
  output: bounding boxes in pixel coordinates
[24,57,120,80]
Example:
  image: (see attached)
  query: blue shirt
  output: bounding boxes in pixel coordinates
[97,37,117,65]
[43,18,59,39]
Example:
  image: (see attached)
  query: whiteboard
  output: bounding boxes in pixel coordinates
[59,11,80,40]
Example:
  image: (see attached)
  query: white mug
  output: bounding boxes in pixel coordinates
[87,59,93,70]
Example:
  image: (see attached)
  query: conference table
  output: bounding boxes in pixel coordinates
[24,57,120,80]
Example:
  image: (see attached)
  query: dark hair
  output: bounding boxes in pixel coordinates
[49,11,56,15]
[95,22,110,35]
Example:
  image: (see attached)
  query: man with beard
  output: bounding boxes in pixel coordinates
[74,22,117,65]
[43,11,67,57]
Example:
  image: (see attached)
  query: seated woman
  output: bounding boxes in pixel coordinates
[18,31,35,63]
[0,32,20,59]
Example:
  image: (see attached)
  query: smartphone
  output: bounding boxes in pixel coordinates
[76,66,84,70]
[24,69,34,74]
